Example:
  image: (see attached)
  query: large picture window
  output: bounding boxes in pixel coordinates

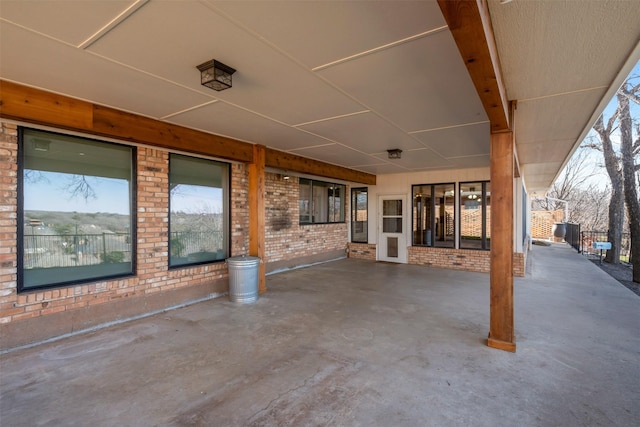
[299,179,345,224]
[19,129,134,291]
[459,181,491,250]
[169,154,229,267]
[412,183,455,248]
[351,188,368,242]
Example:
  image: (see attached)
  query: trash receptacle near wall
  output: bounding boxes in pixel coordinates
[227,255,260,304]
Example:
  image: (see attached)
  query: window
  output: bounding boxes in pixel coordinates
[169,154,229,267]
[299,179,345,224]
[459,181,491,250]
[412,183,455,248]
[351,188,368,242]
[19,128,135,291]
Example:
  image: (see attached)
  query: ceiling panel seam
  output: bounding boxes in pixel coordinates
[292,110,370,128]
[77,0,150,50]
[0,18,77,48]
[311,26,449,72]
[160,100,219,120]
[517,86,608,103]
[408,120,490,135]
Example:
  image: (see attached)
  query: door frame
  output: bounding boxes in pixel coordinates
[377,194,408,263]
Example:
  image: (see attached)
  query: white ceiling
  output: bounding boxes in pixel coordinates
[1,0,638,192]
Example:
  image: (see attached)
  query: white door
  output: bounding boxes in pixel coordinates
[378,195,407,263]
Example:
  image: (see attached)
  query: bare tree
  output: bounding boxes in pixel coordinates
[618,80,640,282]
[588,74,640,279]
[538,147,600,221]
[62,175,97,202]
[591,110,624,264]
[580,186,610,231]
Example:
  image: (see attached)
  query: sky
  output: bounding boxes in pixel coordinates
[24,171,130,215]
[24,172,223,216]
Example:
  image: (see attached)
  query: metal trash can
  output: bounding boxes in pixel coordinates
[226,255,260,303]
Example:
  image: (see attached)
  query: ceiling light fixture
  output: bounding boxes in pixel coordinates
[32,139,50,152]
[196,59,236,91]
[468,186,478,200]
[387,149,402,159]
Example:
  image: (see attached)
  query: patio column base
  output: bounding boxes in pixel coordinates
[487,335,516,352]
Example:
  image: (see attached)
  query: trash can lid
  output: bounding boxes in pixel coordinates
[226,255,261,265]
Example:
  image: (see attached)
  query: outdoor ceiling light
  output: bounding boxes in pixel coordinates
[196,59,236,91]
[387,149,402,159]
[32,138,50,152]
[468,187,478,200]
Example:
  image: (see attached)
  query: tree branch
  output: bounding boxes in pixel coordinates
[619,82,640,105]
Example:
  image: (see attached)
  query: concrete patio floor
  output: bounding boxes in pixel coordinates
[1,244,639,426]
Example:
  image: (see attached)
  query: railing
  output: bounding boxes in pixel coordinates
[565,223,581,253]
[23,232,131,269]
[581,230,631,263]
[24,230,225,270]
[169,230,224,258]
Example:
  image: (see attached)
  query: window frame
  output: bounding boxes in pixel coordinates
[298,178,346,225]
[168,153,231,269]
[350,187,368,243]
[411,182,456,248]
[17,127,136,292]
[459,180,490,251]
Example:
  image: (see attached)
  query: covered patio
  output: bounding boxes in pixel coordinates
[2,243,638,426]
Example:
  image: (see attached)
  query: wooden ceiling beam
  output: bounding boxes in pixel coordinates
[1,80,375,184]
[265,148,376,185]
[438,0,510,132]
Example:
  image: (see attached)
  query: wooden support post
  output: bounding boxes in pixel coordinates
[248,144,266,294]
[488,131,516,352]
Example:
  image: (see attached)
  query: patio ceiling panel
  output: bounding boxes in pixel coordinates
[0,0,138,47]
[209,0,447,70]
[164,102,334,152]
[288,144,391,171]
[0,22,212,119]
[411,122,490,159]
[316,31,488,133]
[444,155,491,170]
[515,89,609,142]
[490,0,639,101]
[516,140,578,166]
[370,148,452,170]
[85,0,365,127]
[296,111,425,155]
[521,162,565,194]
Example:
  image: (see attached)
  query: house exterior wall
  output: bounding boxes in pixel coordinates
[0,121,352,349]
[364,168,526,276]
[0,122,237,349]
[264,173,348,273]
[0,117,527,349]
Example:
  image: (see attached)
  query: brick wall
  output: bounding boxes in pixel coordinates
[347,243,376,260]
[231,163,249,255]
[0,123,231,348]
[409,246,491,273]
[0,125,354,349]
[513,251,525,277]
[0,123,18,322]
[264,174,348,272]
[531,210,563,239]
[460,206,492,238]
